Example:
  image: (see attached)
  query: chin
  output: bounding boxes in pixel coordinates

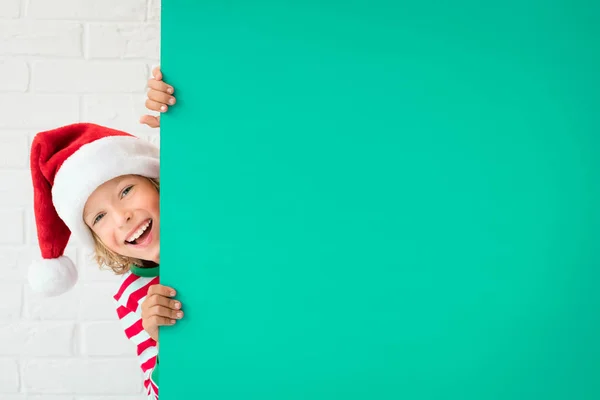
[147,248,160,264]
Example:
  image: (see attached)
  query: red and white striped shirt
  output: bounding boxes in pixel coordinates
[113,269,160,399]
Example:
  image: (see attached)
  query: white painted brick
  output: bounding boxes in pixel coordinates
[0,94,79,128]
[0,322,76,356]
[0,170,31,207]
[82,321,135,356]
[0,246,34,282]
[0,131,29,167]
[3,396,74,400]
[0,21,82,57]
[0,284,23,320]
[78,250,122,283]
[0,1,160,396]
[0,59,28,91]
[0,0,20,18]
[76,396,144,400]
[0,209,24,244]
[22,358,143,394]
[25,283,79,321]
[0,358,20,393]
[81,93,157,135]
[148,0,160,21]
[88,23,159,59]
[32,61,147,93]
[28,0,147,21]
[79,283,121,321]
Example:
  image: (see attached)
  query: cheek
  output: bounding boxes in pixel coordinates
[148,197,160,217]
[94,226,122,250]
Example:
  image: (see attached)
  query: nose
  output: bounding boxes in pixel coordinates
[113,207,133,228]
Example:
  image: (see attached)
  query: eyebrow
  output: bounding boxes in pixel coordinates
[83,208,97,223]
[115,176,131,186]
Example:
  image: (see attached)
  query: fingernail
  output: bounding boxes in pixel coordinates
[177,312,183,318]
[160,105,167,112]
[168,97,175,105]
[167,87,173,94]
[175,302,181,309]
[170,291,176,296]
[170,319,176,324]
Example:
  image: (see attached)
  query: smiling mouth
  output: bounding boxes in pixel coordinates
[125,219,153,245]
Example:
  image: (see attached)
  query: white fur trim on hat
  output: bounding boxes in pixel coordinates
[28,256,78,297]
[52,135,160,250]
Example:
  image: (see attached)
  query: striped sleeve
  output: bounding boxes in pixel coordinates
[114,273,160,399]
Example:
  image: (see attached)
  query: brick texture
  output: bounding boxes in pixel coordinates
[0,0,21,18]
[0,1,160,398]
[0,21,82,56]
[28,0,147,21]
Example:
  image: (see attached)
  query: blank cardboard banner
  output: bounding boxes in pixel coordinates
[160,1,600,399]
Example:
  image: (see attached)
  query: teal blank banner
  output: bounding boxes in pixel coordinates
[160,1,599,399]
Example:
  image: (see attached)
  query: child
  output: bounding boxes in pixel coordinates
[28,67,176,400]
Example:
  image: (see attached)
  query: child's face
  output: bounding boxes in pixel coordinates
[83,174,160,264]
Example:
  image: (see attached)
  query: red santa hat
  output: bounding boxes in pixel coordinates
[29,123,160,296]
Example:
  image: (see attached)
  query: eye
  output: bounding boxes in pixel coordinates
[121,185,134,198]
[93,213,105,225]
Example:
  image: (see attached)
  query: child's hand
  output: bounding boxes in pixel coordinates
[140,66,176,128]
[141,284,183,342]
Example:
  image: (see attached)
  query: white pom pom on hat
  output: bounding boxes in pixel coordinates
[29,123,160,297]
[28,256,78,297]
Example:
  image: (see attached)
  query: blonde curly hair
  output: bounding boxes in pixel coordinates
[90,177,160,275]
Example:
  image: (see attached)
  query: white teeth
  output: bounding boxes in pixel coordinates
[126,220,151,243]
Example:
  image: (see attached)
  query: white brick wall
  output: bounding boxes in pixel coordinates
[0,0,160,398]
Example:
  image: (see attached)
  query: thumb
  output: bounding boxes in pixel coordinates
[140,115,161,128]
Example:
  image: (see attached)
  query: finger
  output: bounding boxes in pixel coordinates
[147,78,174,94]
[147,89,176,106]
[145,294,181,310]
[145,99,169,113]
[139,115,160,128]
[147,284,177,297]
[152,66,162,81]
[149,315,177,327]
[148,305,184,320]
